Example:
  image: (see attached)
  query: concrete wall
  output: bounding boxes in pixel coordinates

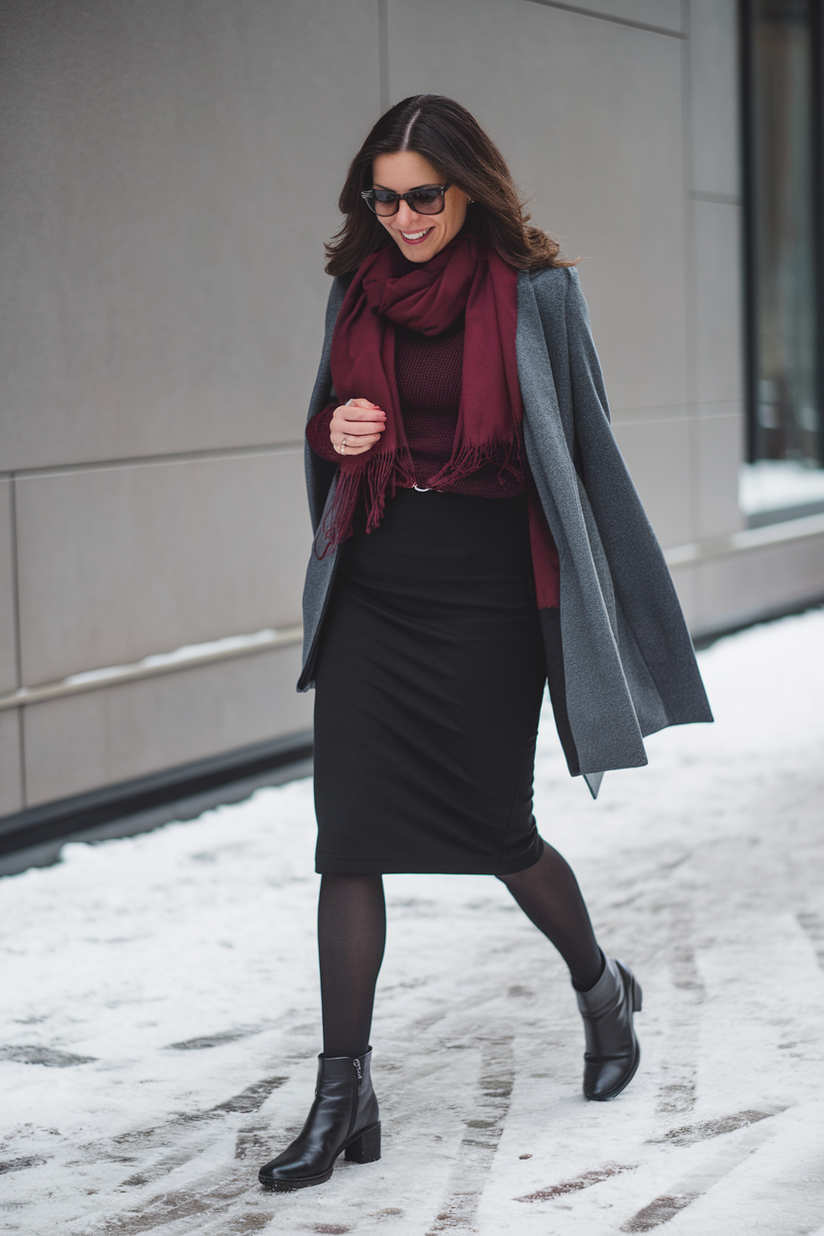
[2,0,822,817]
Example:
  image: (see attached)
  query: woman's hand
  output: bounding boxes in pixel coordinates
[330,398,386,457]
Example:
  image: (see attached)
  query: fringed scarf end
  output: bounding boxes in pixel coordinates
[317,449,415,555]
[425,435,524,492]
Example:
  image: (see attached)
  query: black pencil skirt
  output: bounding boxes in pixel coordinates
[312,488,547,875]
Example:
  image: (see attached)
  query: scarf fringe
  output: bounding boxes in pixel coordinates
[425,435,524,492]
[317,448,416,557]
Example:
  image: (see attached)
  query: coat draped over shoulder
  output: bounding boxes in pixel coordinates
[298,265,712,796]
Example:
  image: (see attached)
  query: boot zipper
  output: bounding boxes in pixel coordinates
[347,1057,361,1140]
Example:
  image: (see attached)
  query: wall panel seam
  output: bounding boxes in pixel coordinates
[9,477,27,805]
[378,0,389,113]
[13,441,304,480]
[680,0,700,553]
[521,0,685,39]
[664,512,824,565]
[0,625,304,712]
[8,478,22,693]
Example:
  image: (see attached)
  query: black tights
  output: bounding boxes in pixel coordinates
[318,873,386,1061]
[317,840,603,1059]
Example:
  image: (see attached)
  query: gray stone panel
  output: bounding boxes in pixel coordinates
[523,0,682,34]
[16,450,309,686]
[695,534,824,633]
[387,0,688,414]
[688,0,739,197]
[695,406,746,541]
[0,711,24,816]
[691,201,744,407]
[0,480,18,695]
[613,413,694,549]
[22,642,312,806]
[0,0,380,470]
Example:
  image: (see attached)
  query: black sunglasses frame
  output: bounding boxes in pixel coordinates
[360,181,453,217]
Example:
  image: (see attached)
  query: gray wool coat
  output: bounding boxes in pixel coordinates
[297,264,712,797]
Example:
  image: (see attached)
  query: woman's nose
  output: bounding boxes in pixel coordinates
[395,200,422,228]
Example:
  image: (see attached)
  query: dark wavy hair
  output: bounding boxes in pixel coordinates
[325,94,574,276]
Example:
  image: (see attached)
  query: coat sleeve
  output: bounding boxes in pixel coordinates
[520,265,711,786]
[304,278,347,534]
[297,277,348,692]
[560,268,714,732]
[520,267,648,783]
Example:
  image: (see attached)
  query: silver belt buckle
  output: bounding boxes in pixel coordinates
[413,484,431,493]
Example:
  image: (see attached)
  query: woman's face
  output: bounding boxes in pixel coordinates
[371,151,469,263]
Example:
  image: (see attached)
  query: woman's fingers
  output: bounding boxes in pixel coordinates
[330,399,386,456]
[337,436,382,455]
[340,416,384,435]
[333,402,386,429]
[346,397,384,413]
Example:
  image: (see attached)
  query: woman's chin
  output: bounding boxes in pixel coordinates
[393,238,436,262]
[397,238,453,263]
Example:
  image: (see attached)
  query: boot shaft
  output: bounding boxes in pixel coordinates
[313,1047,379,1137]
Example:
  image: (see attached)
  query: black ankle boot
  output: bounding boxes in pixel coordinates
[576,956,642,1101]
[258,1048,380,1190]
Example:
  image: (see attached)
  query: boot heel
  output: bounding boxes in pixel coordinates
[631,978,643,1012]
[345,1122,381,1163]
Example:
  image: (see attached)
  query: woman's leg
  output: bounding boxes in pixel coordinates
[497,841,603,991]
[259,873,386,1190]
[499,840,642,1102]
[318,873,386,1058]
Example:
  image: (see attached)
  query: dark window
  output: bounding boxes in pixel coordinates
[741,0,824,495]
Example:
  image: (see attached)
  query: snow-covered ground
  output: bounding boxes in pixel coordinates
[739,459,824,515]
[2,609,824,1236]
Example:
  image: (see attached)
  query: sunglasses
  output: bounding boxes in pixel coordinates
[361,181,453,217]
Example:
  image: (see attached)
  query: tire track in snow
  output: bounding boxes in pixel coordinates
[798,912,824,971]
[76,1076,288,1232]
[654,890,705,1121]
[621,1109,779,1231]
[514,1161,638,1202]
[425,1036,514,1234]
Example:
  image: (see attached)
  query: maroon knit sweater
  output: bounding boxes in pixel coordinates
[306,319,525,497]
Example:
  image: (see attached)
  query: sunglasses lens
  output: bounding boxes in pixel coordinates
[372,191,399,216]
[409,189,444,214]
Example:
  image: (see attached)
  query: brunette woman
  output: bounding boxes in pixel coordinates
[258,95,711,1191]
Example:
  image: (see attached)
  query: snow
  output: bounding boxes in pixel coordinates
[2,608,824,1235]
[740,460,824,515]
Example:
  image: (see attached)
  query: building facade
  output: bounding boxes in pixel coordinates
[1,0,823,831]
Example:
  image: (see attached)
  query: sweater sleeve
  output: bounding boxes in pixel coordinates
[306,400,340,463]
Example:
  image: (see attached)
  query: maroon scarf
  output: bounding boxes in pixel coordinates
[327,234,522,537]
[327,233,559,608]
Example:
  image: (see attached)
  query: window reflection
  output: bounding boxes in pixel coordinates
[744,0,822,479]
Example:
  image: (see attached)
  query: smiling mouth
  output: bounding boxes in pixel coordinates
[399,228,434,244]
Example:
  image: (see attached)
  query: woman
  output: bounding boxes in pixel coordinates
[258,95,711,1192]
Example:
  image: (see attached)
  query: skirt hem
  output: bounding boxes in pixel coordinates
[315,836,544,878]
